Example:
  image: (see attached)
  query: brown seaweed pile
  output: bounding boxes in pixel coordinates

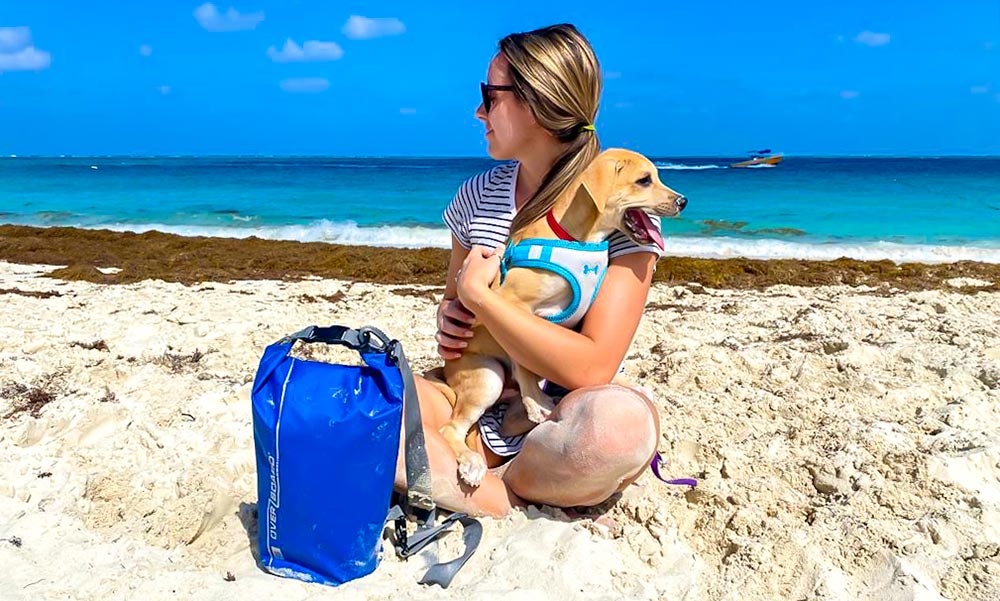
[1,225,998,292]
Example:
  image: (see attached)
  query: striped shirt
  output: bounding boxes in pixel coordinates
[442,161,664,258]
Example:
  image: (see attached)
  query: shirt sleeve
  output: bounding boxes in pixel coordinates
[442,177,475,250]
[607,214,665,259]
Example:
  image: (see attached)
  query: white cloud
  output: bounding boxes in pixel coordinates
[399,107,416,115]
[140,44,153,57]
[267,39,343,63]
[280,77,329,93]
[0,26,51,73]
[0,26,31,52]
[854,31,890,47]
[971,84,991,94]
[840,90,860,100]
[158,85,171,95]
[194,3,264,32]
[0,46,51,72]
[342,16,405,40]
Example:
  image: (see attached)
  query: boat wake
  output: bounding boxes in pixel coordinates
[655,163,727,170]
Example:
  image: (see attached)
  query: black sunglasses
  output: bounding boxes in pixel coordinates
[481,82,515,112]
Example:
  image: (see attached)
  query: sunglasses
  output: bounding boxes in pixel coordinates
[480,82,515,112]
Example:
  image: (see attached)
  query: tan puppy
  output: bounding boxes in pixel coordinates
[440,148,687,486]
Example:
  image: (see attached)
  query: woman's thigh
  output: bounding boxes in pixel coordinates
[393,374,515,516]
[411,373,506,467]
[502,383,660,508]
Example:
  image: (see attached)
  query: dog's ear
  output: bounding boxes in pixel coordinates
[578,181,605,213]
[579,155,619,213]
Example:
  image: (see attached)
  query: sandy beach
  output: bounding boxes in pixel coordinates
[1,231,999,600]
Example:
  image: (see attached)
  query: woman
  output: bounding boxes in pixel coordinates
[397,24,662,517]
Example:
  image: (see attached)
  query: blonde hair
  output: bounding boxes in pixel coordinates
[499,24,602,236]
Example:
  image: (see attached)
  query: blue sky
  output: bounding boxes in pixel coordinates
[0,1,997,156]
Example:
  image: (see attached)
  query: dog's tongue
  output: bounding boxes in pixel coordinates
[627,209,664,251]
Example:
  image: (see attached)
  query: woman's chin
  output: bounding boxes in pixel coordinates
[486,144,513,161]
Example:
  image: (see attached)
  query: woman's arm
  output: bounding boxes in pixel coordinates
[457,246,657,389]
[435,235,476,360]
[442,235,470,299]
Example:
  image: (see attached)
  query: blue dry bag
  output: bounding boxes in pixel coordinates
[251,325,481,588]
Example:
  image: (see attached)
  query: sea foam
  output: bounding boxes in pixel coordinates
[61,220,1000,264]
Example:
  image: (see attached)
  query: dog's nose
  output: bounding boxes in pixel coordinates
[675,195,688,211]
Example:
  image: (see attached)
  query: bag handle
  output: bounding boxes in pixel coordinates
[281,325,392,355]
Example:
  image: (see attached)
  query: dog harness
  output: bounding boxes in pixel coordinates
[500,237,609,329]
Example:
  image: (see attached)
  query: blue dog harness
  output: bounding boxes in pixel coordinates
[500,238,609,329]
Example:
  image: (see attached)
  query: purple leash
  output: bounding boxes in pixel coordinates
[650,451,697,487]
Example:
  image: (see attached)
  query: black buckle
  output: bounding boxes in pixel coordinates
[394,514,409,552]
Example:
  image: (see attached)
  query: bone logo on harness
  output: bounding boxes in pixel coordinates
[582,264,599,276]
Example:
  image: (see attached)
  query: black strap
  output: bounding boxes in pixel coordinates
[386,505,483,589]
[388,339,435,511]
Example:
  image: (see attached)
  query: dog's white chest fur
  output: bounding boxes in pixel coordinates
[533,275,575,318]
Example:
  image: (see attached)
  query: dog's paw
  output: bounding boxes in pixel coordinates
[456,450,487,487]
[524,402,552,425]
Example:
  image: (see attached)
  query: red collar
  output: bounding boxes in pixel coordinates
[546,209,578,242]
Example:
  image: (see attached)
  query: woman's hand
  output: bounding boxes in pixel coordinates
[436,244,502,360]
[436,297,476,360]
[456,244,504,312]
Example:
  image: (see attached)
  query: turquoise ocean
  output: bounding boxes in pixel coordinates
[1,156,998,264]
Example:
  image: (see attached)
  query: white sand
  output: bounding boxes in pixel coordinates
[1,260,998,600]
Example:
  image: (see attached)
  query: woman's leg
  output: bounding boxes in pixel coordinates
[502,384,660,508]
[393,374,524,517]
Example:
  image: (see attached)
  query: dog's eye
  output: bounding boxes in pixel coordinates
[636,175,652,187]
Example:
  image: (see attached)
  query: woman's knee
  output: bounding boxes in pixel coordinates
[504,384,660,507]
[558,384,658,472]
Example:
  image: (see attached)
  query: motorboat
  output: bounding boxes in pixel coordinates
[731,149,783,168]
